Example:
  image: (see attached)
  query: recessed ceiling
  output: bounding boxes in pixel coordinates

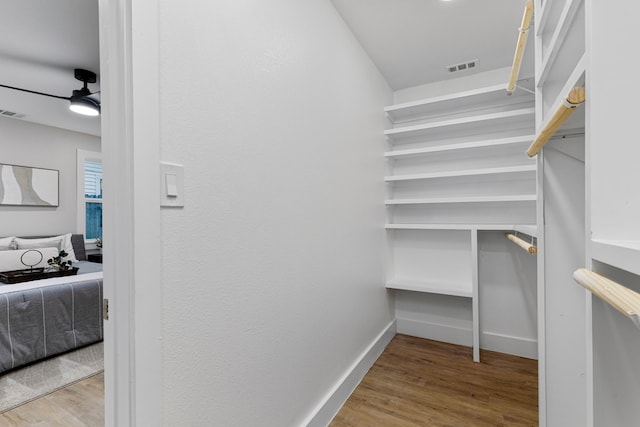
[0,0,100,136]
[330,0,535,90]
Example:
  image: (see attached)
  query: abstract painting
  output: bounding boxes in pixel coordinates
[0,164,59,207]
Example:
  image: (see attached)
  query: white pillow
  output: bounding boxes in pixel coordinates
[0,237,16,251]
[57,233,78,262]
[15,236,63,251]
[14,233,78,262]
[0,247,60,273]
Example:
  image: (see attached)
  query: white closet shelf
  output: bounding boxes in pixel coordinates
[385,108,535,143]
[385,84,533,124]
[535,0,553,36]
[384,135,535,159]
[385,223,537,232]
[386,279,472,298]
[591,239,640,277]
[385,195,536,205]
[385,165,536,183]
[536,0,583,87]
[537,55,585,133]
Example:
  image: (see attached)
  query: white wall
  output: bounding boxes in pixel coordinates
[0,117,101,237]
[156,1,392,425]
[478,232,537,357]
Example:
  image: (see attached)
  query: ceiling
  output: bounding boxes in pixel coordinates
[0,0,100,136]
[330,0,535,90]
[0,0,533,136]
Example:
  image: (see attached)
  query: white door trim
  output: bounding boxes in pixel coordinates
[99,0,162,425]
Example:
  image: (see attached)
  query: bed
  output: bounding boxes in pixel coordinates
[0,234,103,374]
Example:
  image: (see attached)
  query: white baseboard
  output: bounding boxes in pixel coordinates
[396,317,472,347]
[302,320,396,427]
[481,331,538,360]
[397,318,538,360]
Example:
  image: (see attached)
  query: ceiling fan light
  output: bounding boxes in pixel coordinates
[69,92,100,116]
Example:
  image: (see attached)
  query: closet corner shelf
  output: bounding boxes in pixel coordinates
[385,165,536,183]
[385,194,536,205]
[384,84,533,124]
[591,239,640,277]
[385,223,537,233]
[384,134,536,159]
[535,0,552,36]
[386,279,472,298]
[536,0,584,87]
[384,224,536,231]
[384,108,535,143]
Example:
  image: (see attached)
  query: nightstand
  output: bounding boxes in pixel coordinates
[87,253,103,264]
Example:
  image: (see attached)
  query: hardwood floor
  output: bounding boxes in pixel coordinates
[0,373,104,426]
[330,334,538,427]
[0,335,536,426]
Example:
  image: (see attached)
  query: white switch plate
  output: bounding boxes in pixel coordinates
[160,162,184,207]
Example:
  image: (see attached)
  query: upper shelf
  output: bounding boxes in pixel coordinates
[385,165,536,183]
[385,108,535,144]
[385,84,533,124]
[384,134,535,159]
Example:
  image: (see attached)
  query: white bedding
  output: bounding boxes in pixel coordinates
[0,271,103,295]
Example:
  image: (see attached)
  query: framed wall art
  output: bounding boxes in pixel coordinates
[0,163,59,207]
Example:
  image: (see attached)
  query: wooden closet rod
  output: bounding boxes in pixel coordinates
[505,233,537,254]
[507,0,534,95]
[574,269,640,329]
[527,87,586,157]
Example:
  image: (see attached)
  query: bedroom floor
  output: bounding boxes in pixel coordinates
[0,372,103,426]
[329,334,538,427]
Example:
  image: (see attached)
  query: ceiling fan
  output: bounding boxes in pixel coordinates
[0,69,100,117]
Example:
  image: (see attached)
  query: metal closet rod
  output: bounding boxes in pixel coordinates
[527,86,586,157]
[507,0,534,95]
[504,232,537,254]
[573,269,640,329]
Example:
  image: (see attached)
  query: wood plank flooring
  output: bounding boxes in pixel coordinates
[330,334,538,427]
[0,335,536,426]
[0,372,104,426]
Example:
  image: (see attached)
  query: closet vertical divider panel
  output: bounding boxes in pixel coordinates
[534,0,587,425]
[587,1,640,426]
[384,85,535,362]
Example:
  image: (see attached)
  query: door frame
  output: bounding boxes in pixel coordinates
[98,0,162,425]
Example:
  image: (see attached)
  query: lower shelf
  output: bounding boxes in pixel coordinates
[385,223,536,232]
[386,279,473,298]
[591,239,640,276]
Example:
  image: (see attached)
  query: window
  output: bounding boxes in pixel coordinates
[84,160,102,239]
[77,150,102,241]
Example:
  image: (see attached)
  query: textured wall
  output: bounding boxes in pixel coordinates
[157,1,392,425]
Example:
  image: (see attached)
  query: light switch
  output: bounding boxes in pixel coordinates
[160,162,184,207]
[166,173,178,197]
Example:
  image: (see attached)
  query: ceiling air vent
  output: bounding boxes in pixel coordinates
[0,109,25,119]
[446,59,479,73]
